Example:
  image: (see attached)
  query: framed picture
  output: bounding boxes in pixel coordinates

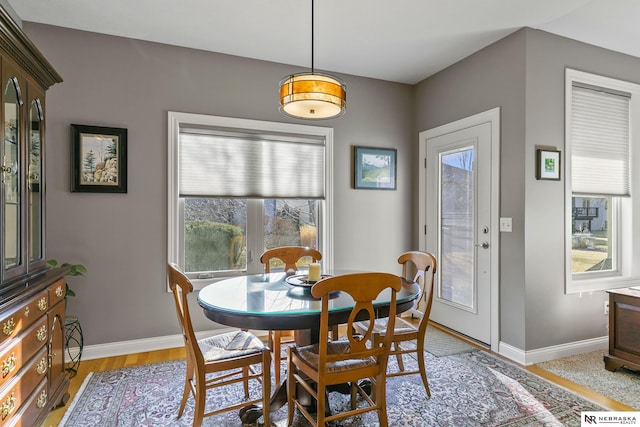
[71,124,127,193]
[353,146,397,190]
[536,149,561,181]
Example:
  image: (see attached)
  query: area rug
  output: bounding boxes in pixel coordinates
[424,325,478,357]
[535,349,640,409]
[59,350,604,426]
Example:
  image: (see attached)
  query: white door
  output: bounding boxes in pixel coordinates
[419,108,499,349]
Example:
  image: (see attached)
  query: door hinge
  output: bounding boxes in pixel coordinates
[424,158,427,168]
[424,225,427,235]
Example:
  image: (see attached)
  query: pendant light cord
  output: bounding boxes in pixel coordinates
[311,0,315,73]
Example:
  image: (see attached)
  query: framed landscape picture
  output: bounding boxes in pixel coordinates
[536,149,561,181]
[353,146,397,190]
[71,124,127,193]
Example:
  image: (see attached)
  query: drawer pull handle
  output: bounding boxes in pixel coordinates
[56,286,64,298]
[1,354,16,377]
[38,296,48,311]
[2,318,15,336]
[36,357,47,375]
[1,393,15,419]
[37,325,47,342]
[36,390,47,409]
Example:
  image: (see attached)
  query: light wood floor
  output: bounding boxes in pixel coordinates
[43,327,634,427]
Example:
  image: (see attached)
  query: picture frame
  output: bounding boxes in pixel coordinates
[536,149,561,181]
[71,124,127,193]
[353,146,397,190]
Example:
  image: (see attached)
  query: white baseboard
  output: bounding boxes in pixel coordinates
[74,327,238,361]
[497,336,608,366]
[72,330,609,367]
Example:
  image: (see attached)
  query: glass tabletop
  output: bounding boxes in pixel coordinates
[197,271,419,331]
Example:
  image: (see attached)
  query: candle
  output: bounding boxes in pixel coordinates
[308,263,321,282]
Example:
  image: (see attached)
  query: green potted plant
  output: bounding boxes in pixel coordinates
[46,259,87,376]
[46,259,87,298]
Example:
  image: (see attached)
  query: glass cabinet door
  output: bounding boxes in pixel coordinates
[28,98,44,265]
[3,76,23,274]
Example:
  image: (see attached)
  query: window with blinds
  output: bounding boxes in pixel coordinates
[565,69,640,293]
[570,83,630,197]
[179,129,326,199]
[167,112,334,285]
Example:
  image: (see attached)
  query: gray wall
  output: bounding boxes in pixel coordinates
[522,28,640,349]
[25,20,638,353]
[414,30,528,349]
[24,23,414,346]
[415,27,640,351]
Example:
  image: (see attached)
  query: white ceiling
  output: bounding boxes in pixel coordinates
[7,0,640,85]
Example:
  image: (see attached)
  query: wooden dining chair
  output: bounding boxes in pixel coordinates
[167,263,271,427]
[259,246,328,385]
[353,251,437,397]
[286,272,403,427]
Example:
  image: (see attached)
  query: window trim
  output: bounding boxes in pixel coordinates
[565,69,640,293]
[168,112,334,290]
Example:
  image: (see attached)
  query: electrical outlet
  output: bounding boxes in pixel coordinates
[499,217,512,232]
[604,301,609,315]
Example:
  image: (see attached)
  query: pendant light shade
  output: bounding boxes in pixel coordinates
[279,0,346,119]
[279,72,346,119]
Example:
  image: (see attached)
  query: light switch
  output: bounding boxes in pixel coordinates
[500,217,512,232]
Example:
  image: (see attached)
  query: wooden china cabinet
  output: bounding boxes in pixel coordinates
[0,6,66,426]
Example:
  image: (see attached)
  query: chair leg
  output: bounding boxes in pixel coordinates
[193,373,206,427]
[394,342,405,371]
[286,351,295,426]
[416,338,431,397]
[272,330,282,385]
[262,350,271,427]
[178,361,193,417]
[376,373,389,427]
[350,381,357,409]
[330,324,339,340]
[316,380,326,427]
[243,366,250,397]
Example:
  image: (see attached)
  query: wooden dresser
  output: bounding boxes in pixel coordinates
[604,287,640,372]
[0,269,68,426]
[0,5,66,426]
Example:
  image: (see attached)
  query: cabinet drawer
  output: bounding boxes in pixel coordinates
[5,379,47,427]
[0,319,48,389]
[0,290,48,347]
[47,279,66,308]
[0,347,48,426]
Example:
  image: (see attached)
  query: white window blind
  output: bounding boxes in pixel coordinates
[179,129,325,199]
[571,83,630,197]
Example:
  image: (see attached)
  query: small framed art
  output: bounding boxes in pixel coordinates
[536,149,561,181]
[71,124,128,193]
[353,146,397,190]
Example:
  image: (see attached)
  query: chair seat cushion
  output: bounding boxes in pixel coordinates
[355,317,417,335]
[295,340,376,373]
[200,330,268,362]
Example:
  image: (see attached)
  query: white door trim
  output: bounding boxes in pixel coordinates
[418,107,500,352]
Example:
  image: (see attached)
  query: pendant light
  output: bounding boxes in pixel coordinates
[279,0,346,119]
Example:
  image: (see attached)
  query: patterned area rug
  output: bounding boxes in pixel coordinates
[535,349,640,409]
[60,350,604,426]
[424,325,478,357]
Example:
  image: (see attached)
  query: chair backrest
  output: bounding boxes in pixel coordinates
[311,272,403,370]
[168,263,203,366]
[259,246,322,273]
[398,251,437,327]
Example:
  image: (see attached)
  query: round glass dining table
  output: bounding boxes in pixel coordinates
[197,271,420,336]
[197,271,419,423]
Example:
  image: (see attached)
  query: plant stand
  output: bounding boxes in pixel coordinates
[64,315,84,378]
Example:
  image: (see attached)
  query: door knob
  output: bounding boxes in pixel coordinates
[475,241,489,249]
